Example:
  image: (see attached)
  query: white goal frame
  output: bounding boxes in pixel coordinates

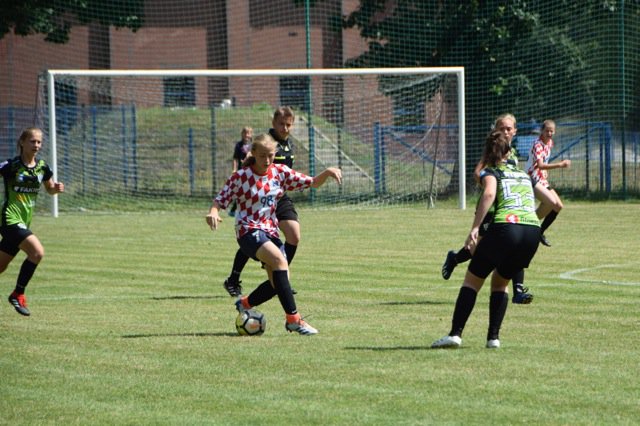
[46,67,466,216]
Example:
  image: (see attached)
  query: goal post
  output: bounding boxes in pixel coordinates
[41,67,465,216]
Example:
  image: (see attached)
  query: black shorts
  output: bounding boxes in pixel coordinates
[468,223,540,280]
[276,193,298,222]
[237,230,285,262]
[479,212,495,237]
[0,224,33,256]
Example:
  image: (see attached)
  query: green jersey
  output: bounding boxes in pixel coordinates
[0,156,53,228]
[481,162,539,226]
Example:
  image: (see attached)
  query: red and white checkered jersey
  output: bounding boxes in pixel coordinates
[214,164,314,239]
[525,138,554,186]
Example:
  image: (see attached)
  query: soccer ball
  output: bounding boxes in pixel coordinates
[235,309,267,336]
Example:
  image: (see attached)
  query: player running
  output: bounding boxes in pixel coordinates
[1,127,65,316]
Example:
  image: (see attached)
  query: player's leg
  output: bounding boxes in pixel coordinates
[8,234,44,316]
[487,271,510,348]
[536,188,563,247]
[511,269,533,304]
[223,249,249,297]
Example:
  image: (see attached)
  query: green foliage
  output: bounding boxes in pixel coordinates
[1,202,639,423]
[0,0,143,43]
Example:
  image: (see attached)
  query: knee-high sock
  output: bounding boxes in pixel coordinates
[454,247,472,265]
[230,249,250,280]
[247,280,277,307]
[449,286,477,337]
[487,291,509,341]
[541,210,558,233]
[15,259,38,294]
[272,270,297,315]
[512,269,525,293]
[284,243,297,265]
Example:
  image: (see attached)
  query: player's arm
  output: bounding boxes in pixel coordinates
[537,158,571,171]
[206,201,224,230]
[311,167,342,188]
[43,178,64,195]
[466,174,496,250]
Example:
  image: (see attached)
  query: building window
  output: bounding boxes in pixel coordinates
[280,76,309,112]
[164,77,195,107]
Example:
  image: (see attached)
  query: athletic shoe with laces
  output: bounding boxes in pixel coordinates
[8,292,30,316]
[235,297,248,314]
[285,318,318,335]
[223,278,242,297]
[441,250,457,280]
[486,339,501,349]
[539,234,551,247]
[512,284,534,304]
[431,335,462,349]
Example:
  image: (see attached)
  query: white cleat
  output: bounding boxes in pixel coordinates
[285,319,318,335]
[486,339,501,349]
[431,335,462,349]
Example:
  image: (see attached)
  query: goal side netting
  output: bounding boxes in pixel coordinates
[35,68,465,215]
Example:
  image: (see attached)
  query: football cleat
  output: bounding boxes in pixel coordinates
[441,250,457,280]
[235,297,249,314]
[285,318,318,335]
[512,284,534,304]
[431,335,462,349]
[486,339,501,349]
[223,278,242,297]
[539,234,551,247]
[8,292,30,316]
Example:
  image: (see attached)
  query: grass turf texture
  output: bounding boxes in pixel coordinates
[1,201,639,424]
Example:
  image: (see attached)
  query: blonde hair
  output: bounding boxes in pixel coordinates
[16,127,43,154]
[242,134,276,167]
[493,113,517,129]
[541,119,556,131]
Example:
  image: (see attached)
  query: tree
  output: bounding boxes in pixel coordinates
[343,0,638,190]
[0,0,143,43]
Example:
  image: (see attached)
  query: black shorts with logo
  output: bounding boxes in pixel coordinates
[0,224,33,256]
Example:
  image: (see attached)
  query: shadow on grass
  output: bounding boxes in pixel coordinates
[344,345,437,351]
[122,332,237,338]
[380,300,448,306]
[150,295,223,300]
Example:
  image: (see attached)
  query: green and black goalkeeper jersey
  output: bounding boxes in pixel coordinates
[269,128,295,168]
[0,156,53,228]
[480,162,539,226]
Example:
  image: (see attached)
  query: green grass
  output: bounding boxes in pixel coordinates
[1,201,639,425]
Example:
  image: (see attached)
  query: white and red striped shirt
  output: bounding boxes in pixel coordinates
[214,164,314,239]
[525,138,554,186]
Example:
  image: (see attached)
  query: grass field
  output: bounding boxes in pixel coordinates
[1,201,639,425]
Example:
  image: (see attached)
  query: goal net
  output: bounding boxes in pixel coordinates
[36,68,465,215]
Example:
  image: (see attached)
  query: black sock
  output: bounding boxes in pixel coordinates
[284,243,297,265]
[230,249,250,281]
[449,286,477,337]
[247,280,277,307]
[488,291,509,340]
[454,248,472,264]
[541,210,558,233]
[15,259,38,294]
[512,269,525,293]
[272,270,297,315]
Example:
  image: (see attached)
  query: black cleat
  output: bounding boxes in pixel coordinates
[441,250,457,280]
[540,234,551,247]
[512,284,534,304]
[223,278,242,297]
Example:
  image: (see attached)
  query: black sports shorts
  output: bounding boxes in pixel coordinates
[276,193,298,222]
[468,223,540,280]
[0,224,33,256]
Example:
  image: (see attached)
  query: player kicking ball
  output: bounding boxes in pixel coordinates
[206,133,341,335]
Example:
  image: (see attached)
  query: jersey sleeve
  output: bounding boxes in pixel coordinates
[213,173,239,209]
[279,165,314,192]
